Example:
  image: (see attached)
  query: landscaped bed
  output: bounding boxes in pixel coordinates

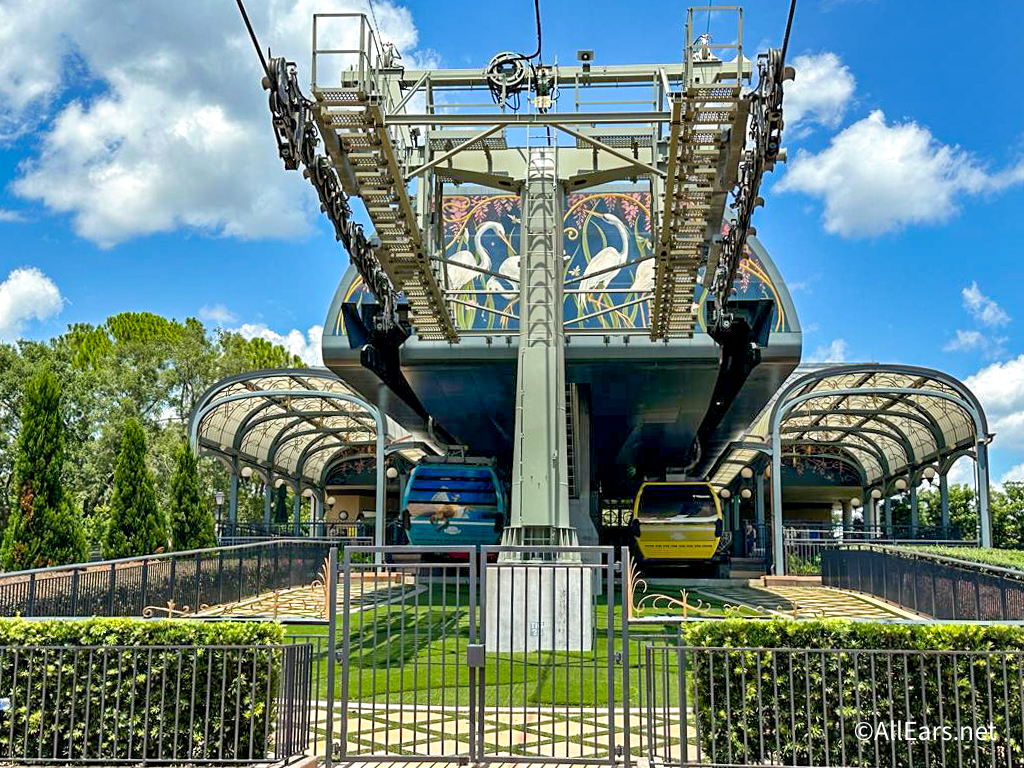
[896,544,1024,571]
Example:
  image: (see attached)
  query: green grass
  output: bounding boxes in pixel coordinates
[896,545,1024,571]
[284,583,743,706]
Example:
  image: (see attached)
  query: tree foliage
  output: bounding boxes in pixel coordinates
[169,441,216,551]
[0,370,87,569]
[104,419,167,558]
[0,312,305,560]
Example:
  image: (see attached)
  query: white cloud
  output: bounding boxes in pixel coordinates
[777,110,1024,237]
[962,281,1010,328]
[0,267,64,341]
[198,304,237,325]
[1,0,421,246]
[1000,462,1024,485]
[784,52,855,131]
[965,353,1024,451]
[809,338,848,363]
[943,329,1008,359]
[945,455,975,486]
[235,323,323,366]
[0,209,26,222]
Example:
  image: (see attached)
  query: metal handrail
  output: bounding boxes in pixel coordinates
[0,537,315,580]
[843,542,1024,581]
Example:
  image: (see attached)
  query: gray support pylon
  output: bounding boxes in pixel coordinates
[754,472,766,528]
[977,440,992,547]
[910,483,919,532]
[264,480,272,529]
[228,466,239,528]
[940,472,950,531]
[293,490,301,536]
[503,148,577,549]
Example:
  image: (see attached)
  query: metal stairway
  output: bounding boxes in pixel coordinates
[651,82,746,340]
[314,90,458,342]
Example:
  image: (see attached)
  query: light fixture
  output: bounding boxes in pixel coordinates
[386,466,399,480]
[303,488,314,498]
[850,497,862,508]
[340,511,349,521]
[327,496,336,506]
[894,478,908,492]
[274,477,285,488]
[740,466,754,480]
[832,501,842,512]
[241,466,253,479]
[923,466,937,481]
[214,491,225,506]
[871,488,883,500]
[740,488,752,499]
[719,488,731,499]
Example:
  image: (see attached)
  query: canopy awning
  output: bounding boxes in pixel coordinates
[709,363,991,493]
[189,368,434,490]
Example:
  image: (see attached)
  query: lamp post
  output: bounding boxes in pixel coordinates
[214,490,225,537]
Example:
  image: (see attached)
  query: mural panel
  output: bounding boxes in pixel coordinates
[335,191,789,335]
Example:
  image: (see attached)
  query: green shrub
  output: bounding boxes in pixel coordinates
[0,618,285,762]
[682,619,1024,766]
[899,545,1024,571]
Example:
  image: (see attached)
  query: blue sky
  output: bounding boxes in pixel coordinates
[0,0,1022,484]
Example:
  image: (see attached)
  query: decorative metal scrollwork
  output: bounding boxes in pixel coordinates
[710,47,791,333]
[263,56,399,329]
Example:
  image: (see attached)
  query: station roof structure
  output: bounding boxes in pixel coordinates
[189,368,431,490]
[709,363,992,493]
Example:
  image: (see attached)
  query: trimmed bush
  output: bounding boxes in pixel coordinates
[682,619,1024,766]
[0,618,286,762]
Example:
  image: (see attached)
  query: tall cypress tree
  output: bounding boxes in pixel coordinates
[104,419,167,557]
[169,441,216,550]
[1,370,88,570]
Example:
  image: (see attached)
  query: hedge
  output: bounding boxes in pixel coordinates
[0,618,286,762]
[680,619,1024,767]
[899,545,1024,572]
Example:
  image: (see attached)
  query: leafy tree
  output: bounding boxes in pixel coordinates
[104,419,167,557]
[992,481,1024,550]
[0,370,88,569]
[169,441,216,550]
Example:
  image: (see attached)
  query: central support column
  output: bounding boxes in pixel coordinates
[490,148,588,652]
[501,147,577,549]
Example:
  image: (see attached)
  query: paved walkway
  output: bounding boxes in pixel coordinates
[693,584,905,619]
[305,704,684,761]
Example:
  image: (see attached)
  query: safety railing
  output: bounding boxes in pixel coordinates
[0,642,311,764]
[0,540,333,618]
[783,526,975,576]
[218,520,372,543]
[645,644,1024,767]
[823,544,1024,620]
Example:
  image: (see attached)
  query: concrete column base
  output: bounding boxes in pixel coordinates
[485,563,593,652]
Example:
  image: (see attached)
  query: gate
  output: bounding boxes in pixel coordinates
[325,545,620,765]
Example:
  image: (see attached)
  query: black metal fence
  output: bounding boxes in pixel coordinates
[785,529,976,576]
[823,545,1024,620]
[645,644,1024,767]
[0,643,311,764]
[218,520,373,541]
[0,540,333,618]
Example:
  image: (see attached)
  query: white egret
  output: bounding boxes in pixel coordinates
[485,254,521,298]
[579,211,630,295]
[446,221,508,293]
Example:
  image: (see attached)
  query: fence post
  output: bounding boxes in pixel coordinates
[194,552,203,611]
[218,549,225,605]
[140,560,149,613]
[325,546,339,768]
[169,556,177,608]
[620,546,631,767]
[107,562,116,615]
[27,573,37,617]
